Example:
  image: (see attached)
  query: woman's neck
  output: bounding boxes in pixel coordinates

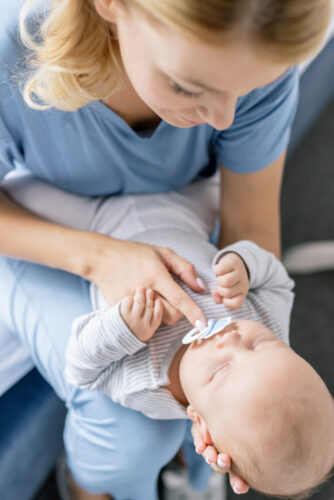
[101,79,161,130]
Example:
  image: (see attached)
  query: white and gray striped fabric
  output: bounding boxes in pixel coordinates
[66,237,294,420]
[1,173,294,419]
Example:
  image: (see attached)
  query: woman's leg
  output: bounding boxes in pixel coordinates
[65,391,187,499]
[0,257,187,499]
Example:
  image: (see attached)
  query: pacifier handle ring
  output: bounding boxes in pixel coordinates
[182,317,233,345]
[182,319,215,345]
[182,325,209,344]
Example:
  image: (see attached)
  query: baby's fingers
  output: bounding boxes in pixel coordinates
[216,271,239,288]
[223,294,245,309]
[211,289,223,304]
[213,253,237,276]
[215,284,240,299]
[151,298,163,327]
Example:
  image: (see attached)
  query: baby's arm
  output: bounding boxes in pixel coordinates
[213,240,293,292]
[213,240,294,342]
[65,286,163,390]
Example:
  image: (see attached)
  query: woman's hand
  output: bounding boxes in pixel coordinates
[83,233,207,326]
[191,421,250,495]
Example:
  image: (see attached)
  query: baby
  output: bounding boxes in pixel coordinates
[65,241,334,499]
[3,173,334,499]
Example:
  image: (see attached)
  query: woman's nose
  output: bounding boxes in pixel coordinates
[196,94,237,130]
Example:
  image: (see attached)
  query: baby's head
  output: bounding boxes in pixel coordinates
[179,320,334,498]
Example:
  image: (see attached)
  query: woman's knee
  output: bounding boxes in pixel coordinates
[64,398,187,496]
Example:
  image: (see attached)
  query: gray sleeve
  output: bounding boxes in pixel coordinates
[213,240,294,292]
[65,303,146,389]
[213,241,295,344]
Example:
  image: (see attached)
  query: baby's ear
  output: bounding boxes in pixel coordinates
[187,406,213,446]
[197,414,213,446]
[187,405,196,422]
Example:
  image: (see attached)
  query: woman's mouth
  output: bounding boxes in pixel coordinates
[177,113,204,126]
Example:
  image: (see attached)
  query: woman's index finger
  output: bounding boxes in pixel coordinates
[158,272,206,327]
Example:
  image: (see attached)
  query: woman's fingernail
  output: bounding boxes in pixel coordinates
[195,320,206,331]
[205,456,214,464]
[196,277,207,290]
[217,456,228,468]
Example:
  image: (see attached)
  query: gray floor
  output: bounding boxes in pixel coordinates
[35,100,334,500]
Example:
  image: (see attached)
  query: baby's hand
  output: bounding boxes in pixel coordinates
[212,252,249,309]
[120,286,163,342]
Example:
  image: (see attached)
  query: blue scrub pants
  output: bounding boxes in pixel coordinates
[0,255,211,499]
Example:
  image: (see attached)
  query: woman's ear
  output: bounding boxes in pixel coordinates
[93,0,118,23]
[187,405,213,446]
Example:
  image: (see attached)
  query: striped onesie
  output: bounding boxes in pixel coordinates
[63,182,294,420]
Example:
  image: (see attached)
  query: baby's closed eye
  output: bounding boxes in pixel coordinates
[251,337,280,350]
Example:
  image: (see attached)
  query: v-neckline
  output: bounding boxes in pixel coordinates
[92,99,165,141]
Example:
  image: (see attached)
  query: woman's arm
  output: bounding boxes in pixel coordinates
[0,189,91,275]
[0,187,206,326]
[218,151,286,258]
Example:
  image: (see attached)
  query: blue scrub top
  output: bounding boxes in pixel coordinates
[0,0,299,196]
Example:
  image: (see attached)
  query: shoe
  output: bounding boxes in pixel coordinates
[283,241,334,274]
[161,464,226,500]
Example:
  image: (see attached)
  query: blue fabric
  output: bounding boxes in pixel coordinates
[0,369,66,500]
[0,256,197,499]
[0,0,298,195]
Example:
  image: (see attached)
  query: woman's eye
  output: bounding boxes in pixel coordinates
[170,82,202,98]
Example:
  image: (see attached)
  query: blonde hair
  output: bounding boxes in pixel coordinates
[19,0,332,111]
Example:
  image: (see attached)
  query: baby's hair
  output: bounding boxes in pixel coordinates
[18,0,331,111]
[217,388,334,499]
[231,453,334,500]
[258,464,334,500]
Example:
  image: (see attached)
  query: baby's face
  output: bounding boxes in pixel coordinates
[180,321,313,492]
[179,320,334,495]
[179,319,288,419]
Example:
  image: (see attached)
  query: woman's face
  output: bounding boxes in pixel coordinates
[100,1,289,130]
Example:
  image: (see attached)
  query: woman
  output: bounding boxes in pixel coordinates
[0,0,330,499]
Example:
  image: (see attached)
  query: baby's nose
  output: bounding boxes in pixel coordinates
[214,329,241,348]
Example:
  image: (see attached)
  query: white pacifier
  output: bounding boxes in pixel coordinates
[182,317,233,345]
